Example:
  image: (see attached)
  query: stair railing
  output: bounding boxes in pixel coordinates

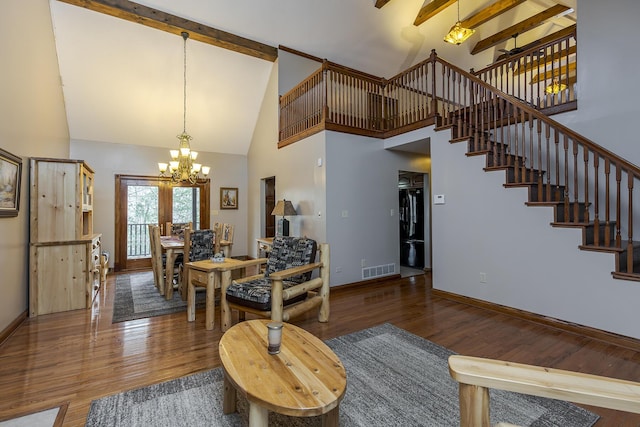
[431,50,640,278]
[472,25,577,113]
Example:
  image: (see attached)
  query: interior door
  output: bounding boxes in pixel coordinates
[114,175,210,271]
[264,176,276,238]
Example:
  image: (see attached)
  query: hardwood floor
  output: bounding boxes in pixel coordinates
[1,271,639,426]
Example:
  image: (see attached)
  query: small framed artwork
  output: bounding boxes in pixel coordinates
[0,147,22,218]
[220,187,238,210]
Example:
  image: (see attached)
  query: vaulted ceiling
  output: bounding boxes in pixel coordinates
[49,0,576,156]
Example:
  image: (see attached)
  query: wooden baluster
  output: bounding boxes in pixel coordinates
[593,155,600,244]
[554,130,560,202]
[627,172,635,273]
[604,159,611,246]
[533,118,540,188]
[573,140,579,224]
[544,122,551,202]
[583,148,590,224]
[520,109,528,184]
[615,166,622,248]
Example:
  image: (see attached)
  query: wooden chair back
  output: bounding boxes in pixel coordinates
[148,224,163,292]
[165,221,192,237]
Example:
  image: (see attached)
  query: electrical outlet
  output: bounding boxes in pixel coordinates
[480,272,487,283]
[335,266,342,273]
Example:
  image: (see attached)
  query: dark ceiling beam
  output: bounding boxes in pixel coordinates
[56,0,278,62]
[471,4,571,55]
[514,45,577,75]
[496,24,576,61]
[413,0,456,27]
[461,0,526,29]
[374,0,393,9]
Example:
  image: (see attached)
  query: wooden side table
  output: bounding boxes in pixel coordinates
[256,237,273,258]
[219,319,346,426]
[185,258,263,330]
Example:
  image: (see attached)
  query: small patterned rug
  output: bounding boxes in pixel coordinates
[111,271,205,323]
[86,323,599,426]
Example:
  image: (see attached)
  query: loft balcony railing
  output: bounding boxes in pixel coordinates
[279,26,577,147]
[279,37,640,280]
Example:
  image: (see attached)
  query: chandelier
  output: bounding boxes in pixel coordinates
[443,0,475,45]
[158,32,210,184]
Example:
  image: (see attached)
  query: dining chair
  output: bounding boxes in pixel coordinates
[178,228,215,298]
[165,221,192,238]
[148,224,164,293]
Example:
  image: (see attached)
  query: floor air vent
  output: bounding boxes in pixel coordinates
[362,263,396,280]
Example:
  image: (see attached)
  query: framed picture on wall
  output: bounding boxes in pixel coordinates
[220,187,238,210]
[0,147,22,218]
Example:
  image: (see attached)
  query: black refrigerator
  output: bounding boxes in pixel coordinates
[399,188,425,268]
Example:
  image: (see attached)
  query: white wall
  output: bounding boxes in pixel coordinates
[557,1,640,165]
[325,132,429,285]
[430,1,640,339]
[0,0,70,332]
[70,140,249,264]
[248,58,328,256]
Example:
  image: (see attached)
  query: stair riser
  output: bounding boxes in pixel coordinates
[528,185,565,202]
[554,203,588,223]
[583,223,618,246]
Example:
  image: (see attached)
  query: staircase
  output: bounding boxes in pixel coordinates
[433,75,640,282]
[278,42,640,282]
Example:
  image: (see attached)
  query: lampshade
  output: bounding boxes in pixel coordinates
[271,200,297,216]
[443,1,474,45]
[444,22,475,45]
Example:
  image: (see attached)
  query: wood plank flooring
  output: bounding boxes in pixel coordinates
[1,271,639,426]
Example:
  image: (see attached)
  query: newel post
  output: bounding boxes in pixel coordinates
[322,59,329,122]
[429,49,438,116]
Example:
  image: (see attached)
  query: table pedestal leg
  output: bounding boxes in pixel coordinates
[222,373,236,414]
[187,266,195,322]
[322,406,340,427]
[205,271,216,330]
[221,269,232,331]
[248,402,268,427]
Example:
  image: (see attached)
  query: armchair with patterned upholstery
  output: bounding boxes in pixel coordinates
[221,236,330,329]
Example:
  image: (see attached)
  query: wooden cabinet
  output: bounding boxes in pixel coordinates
[29,158,102,317]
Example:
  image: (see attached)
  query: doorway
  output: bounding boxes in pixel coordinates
[114,175,210,271]
[263,176,276,238]
[398,171,428,277]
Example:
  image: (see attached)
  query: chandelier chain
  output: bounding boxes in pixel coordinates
[182,32,188,134]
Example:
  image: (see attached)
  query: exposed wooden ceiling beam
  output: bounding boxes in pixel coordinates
[56,0,278,62]
[414,0,456,27]
[496,24,576,61]
[514,45,577,75]
[375,0,393,9]
[471,4,571,55]
[461,0,526,29]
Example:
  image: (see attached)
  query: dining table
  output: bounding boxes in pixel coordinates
[159,235,232,300]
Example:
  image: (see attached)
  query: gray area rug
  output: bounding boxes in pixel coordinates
[86,323,599,426]
[112,271,205,323]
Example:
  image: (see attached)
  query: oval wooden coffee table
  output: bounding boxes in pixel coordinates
[219,319,347,426]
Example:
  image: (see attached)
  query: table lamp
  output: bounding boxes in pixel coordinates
[271,199,297,236]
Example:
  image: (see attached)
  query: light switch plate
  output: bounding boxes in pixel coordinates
[433,194,445,205]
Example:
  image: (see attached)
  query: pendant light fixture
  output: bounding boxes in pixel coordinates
[443,0,475,45]
[158,32,210,184]
[545,78,568,94]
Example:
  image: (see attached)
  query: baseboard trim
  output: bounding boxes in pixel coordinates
[432,289,640,352]
[0,310,27,347]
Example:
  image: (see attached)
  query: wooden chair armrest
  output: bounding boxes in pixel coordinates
[448,355,640,414]
[268,262,323,281]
